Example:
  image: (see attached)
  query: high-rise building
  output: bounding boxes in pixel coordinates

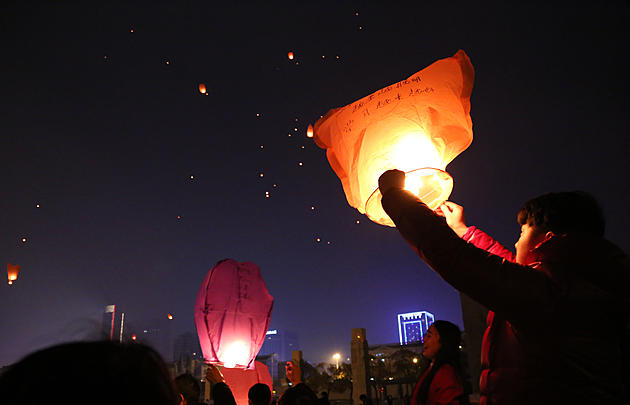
[258,329,299,361]
[101,305,131,342]
[138,317,174,362]
[397,311,435,345]
[173,332,203,362]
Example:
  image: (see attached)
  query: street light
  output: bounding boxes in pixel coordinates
[332,353,341,369]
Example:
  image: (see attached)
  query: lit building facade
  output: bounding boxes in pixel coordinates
[397,311,435,345]
[258,329,299,361]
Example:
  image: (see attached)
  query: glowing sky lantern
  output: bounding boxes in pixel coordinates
[198,83,207,94]
[307,124,314,138]
[288,51,294,60]
[194,259,273,370]
[313,50,474,227]
[7,263,19,285]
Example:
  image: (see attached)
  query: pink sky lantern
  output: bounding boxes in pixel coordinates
[194,259,273,370]
[313,50,474,226]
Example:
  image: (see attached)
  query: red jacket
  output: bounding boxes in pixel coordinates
[381,189,630,405]
[411,363,464,405]
[462,226,524,405]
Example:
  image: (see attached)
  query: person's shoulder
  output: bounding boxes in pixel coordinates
[433,363,460,383]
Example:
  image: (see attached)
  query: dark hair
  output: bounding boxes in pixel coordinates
[417,321,464,405]
[0,341,179,405]
[517,191,605,236]
[249,383,272,405]
[175,373,201,404]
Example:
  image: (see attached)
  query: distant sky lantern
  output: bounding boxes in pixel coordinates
[7,263,19,285]
[307,124,314,138]
[288,51,294,60]
[198,83,207,94]
[313,50,474,227]
[195,259,273,370]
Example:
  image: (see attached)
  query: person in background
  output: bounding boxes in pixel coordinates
[175,373,204,405]
[0,341,179,405]
[205,364,237,405]
[249,383,272,405]
[411,321,466,405]
[279,361,318,405]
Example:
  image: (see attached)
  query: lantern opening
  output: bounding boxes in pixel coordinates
[366,167,453,227]
[222,340,250,368]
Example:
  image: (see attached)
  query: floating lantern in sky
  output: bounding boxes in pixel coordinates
[306,124,314,138]
[194,259,273,370]
[313,50,474,227]
[167,314,173,320]
[7,263,19,285]
[198,83,207,94]
[288,51,294,60]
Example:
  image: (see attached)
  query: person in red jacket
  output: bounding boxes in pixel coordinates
[411,320,466,405]
[437,201,522,404]
[378,169,629,405]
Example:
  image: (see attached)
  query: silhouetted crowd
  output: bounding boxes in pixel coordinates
[1,175,628,405]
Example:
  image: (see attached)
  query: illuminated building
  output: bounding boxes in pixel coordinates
[258,329,299,361]
[397,311,435,345]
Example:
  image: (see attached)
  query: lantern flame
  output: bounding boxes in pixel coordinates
[288,52,294,60]
[222,340,249,368]
[307,124,314,138]
[198,83,207,94]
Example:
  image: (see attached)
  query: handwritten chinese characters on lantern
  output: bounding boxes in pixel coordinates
[313,50,474,227]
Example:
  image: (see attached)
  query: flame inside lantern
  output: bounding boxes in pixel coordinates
[221,340,249,368]
[7,263,19,285]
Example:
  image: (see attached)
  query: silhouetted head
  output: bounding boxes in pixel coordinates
[249,383,272,405]
[0,341,179,405]
[175,373,201,404]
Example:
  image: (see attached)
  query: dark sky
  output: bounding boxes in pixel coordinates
[1,2,628,367]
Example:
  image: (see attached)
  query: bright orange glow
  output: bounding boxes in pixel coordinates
[131,334,137,340]
[7,263,19,285]
[222,340,249,368]
[167,314,173,320]
[287,51,294,60]
[198,83,207,94]
[306,124,314,138]
[313,50,474,227]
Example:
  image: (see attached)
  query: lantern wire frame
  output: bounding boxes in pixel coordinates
[365,167,453,227]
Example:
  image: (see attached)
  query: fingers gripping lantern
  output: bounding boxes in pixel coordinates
[313,50,474,227]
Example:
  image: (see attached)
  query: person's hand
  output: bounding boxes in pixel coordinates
[378,170,406,195]
[286,361,302,385]
[436,201,469,237]
[205,363,226,384]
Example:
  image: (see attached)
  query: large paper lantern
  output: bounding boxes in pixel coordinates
[7,263,19,285]
[314,50,474,226]
[222,360,273,405]
[194,259,273,370]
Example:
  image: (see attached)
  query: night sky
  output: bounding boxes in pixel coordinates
[2,2,628,367]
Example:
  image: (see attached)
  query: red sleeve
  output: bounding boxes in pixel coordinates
[427,364,464,405]
[462,226,515,262]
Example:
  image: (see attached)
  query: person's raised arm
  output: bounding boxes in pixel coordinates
[378,170,555,324]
